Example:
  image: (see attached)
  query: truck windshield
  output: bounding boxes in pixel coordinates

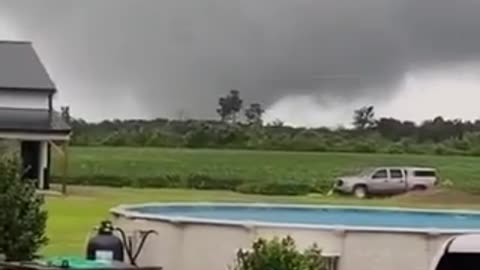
[358,168,374,177]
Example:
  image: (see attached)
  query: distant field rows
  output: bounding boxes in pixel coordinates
[53,147,480,192]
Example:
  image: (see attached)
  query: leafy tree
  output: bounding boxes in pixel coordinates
[418,116,459,142]
[217,97,230,122]
[0,156,48,261]
[268,119,285,128]
[376,118,416,141]
[453,118,465,139]
[217,90,243,123]
[353,106,376,130]
[61,106,71,124]
[245,103,265,125]
[229,90,243,123]
[184,123,213,148]
[58,102,480,156]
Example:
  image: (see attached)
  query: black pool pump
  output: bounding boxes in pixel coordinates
[86,220,157,266]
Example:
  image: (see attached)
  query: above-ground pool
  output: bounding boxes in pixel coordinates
[124,204,480,231]
[111,203,480,270]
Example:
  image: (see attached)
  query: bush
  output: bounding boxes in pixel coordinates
[0,156,48,261]
[236,181,311,196]
[352,141,377,153]
[232,236,327,270]
[440,179,454,188]
[135,175,184,188]
[145,132,184,147]
[434,144,464,156]
[311,180,333,194]
[61,175,131,187]
[384,143,404,154]
[55,174,315,196]
[470,147,480,157]
[185,174,244,190]
[434,144,448,155]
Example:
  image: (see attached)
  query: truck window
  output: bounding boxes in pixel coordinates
[372,169,387,179]
[390,169,403,178]
[414,170,436,177]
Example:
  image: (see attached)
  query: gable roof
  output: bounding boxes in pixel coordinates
[0,41,55,92]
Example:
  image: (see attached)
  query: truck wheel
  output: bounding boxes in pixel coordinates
[353,185,368,199]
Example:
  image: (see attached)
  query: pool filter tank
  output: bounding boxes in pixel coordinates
[86,220,124,262]
[86,220,157,266]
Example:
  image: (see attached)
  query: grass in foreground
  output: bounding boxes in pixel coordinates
[44,185,480,256]
[54,147,480,192]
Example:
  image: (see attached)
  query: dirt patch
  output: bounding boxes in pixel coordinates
[391,189,480,208]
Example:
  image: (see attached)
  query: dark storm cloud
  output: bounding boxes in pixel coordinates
[2,0,480,119]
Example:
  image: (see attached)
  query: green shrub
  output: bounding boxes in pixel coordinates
[404,143,431,155]
[453,139,471,151]
[62,175,131,187]
[384,143,404,154]
[56,174,246,191]
[57,174,313,196]
[185,174,244,190]
[0,156,48,261]
[56,174,315,195]
[236,181,311,196]
[136,175,184,188]
[469,146,480,157]
[183,125,214,148]
[145,132,184,147]
[311,180,333,194]
[434,144,464,156]
[232,236,327,270]
[434,144,448,155]
[352,141,377,153]
[440,179,454,188]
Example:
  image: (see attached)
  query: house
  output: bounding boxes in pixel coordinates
[0,40,71,189]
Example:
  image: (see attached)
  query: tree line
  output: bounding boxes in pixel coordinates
[69,90,480,156]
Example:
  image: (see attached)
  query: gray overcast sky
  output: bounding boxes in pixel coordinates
[1,0,480,126]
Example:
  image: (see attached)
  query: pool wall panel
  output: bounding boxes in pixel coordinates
[340,232,429,270]
[179,224,252,270]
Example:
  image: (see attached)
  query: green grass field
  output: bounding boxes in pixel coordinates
[55,147,480,191]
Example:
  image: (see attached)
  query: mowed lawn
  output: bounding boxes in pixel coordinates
[55,147,480,191]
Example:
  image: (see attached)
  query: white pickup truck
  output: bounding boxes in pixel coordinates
[333,167,438,198]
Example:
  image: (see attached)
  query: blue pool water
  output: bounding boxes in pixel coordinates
[126,205,480,230]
